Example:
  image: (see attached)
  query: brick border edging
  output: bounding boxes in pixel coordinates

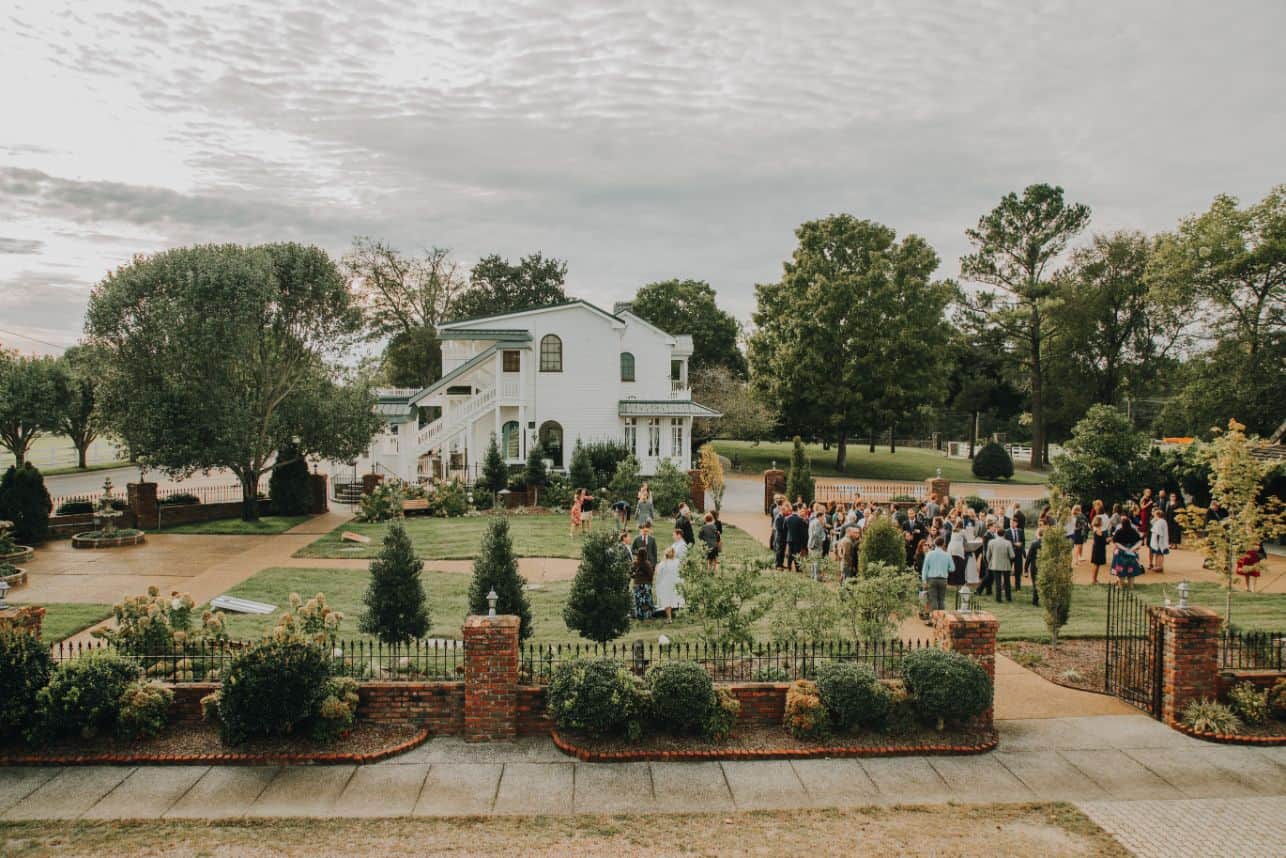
[71,531,147,549]
[1170,722,1286,746]
[0,726,431,767]
[550,728,998,762]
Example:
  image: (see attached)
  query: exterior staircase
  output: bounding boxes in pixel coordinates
[415,385,497,456]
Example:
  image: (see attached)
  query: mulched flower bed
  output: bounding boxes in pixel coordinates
[1174,718,1286,745]
[1000,639,1108,695]
[0,721,428,766]
[552,723,997,762]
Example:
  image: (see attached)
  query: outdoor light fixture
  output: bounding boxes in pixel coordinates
[487,588,499,618]
[0,578,10,609]
[958,584,972,613]
[1177,581,1190,609]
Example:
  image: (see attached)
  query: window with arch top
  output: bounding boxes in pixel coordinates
[539,334,562,372]
[620,352,635,382]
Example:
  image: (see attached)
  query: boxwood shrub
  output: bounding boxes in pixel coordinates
[0,628,53,738]
[33,651,140,740]
[647,661,716,736]
[546,658,646,740]
[900,648,992,729]
[213,638,331,745]
[814,662,891,731]
[116,680,174,740]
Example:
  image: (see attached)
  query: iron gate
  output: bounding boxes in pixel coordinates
[1104,585,1164,718]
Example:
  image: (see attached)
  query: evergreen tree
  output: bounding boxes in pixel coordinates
[0,463,51,544]
[569,440,594,490]
[481,434,508,495]
[524,443,547,505]
[785,436,814,503]
[563,530,632,643]
[468,516,533,640]
[858,515,906,576]
[268,442,313,515]
[1037,521,1073,644]
[971,441,1014,481]
[360,520,430,644]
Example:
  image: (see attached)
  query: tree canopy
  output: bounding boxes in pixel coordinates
[450,252,568,321]
[628,279,747,376]
[0,351,61,466]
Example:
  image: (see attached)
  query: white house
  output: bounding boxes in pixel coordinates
[349,300,720,484]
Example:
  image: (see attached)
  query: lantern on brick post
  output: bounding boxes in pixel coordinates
[1177,580,1190,609]
[486,588,498,618]
[958,584,972,613]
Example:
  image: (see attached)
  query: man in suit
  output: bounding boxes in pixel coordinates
[1005,518,1026,592]
[632,520,658,568]
[676,503,696,546]
[784,503,808,573]
[772,500,789,569]
[1025,526,1043,606]
[985,524,1015,602]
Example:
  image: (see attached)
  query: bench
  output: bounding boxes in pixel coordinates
[402,498,430,515]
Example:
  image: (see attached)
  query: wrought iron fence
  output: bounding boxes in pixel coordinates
[519,638,932,685]
[49,637,464,683]
[1220,628,1286,672]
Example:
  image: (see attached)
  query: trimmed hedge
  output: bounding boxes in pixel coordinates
[814,662,891,731]
[0,629,53,738]
[547,658,646,740]
[33,651,140,740]
[647,662,716,736]
[212,639,331,745]
[971,442,1014,481]
[901,648,992,729]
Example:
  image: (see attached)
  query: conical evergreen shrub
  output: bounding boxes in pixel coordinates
[971,441,1014,481]
[0,463,51,544]
[859,515,906,575]
[360,520,430,644]
[481,434,508,494]
[785,436,814,503]
[468,516,533,640]
[564,530,632,643]
[268,442,312,515]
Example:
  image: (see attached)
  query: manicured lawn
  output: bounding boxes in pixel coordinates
[714,439,1049,485]
[160,515,312,535]
[295,512,768,563]
[15,602,114,643]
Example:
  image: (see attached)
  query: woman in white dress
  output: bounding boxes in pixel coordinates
[1148,507,1170,572]
[653,546,685,621]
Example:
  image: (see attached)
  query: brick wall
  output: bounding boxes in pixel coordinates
[156,499,272,528]
[763,469,785,514]
[731,684,789,725]
[462,615,520,741]
[517,686,552,736]
[47,511,138,539]
[170,683,218,724]
[1153,605,1223,726]
[360,682,464,734]
[1219,669,1286,696]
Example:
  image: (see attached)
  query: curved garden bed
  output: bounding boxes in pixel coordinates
[0,565,27,589]
[1172,721,1286,746]
[71,529,146,549]
[0,546,35,564]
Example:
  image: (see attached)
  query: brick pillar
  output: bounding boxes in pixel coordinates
[932,609,998,726]
[127,482,159,530]
[361,473,384,495]
[1152,605,1222,726]
[462,614,520,742]
[763,469,785,514]
[925,477,951,504]
[688,469,706,513]
[308,473,329,514]
[0,606,45,639]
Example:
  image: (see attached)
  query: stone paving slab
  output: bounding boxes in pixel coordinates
[993,716,1104,751]
[390,737,566,765]
[929,755,1034,800]
[1060,749,1185,799]
[789,759,880,806]
[0,768,57,812]
[573,762,654,814]
[1,766,132,820]
[1079,795,1286,858]
[859,757,953,803]
[992,751,1109,800]
[82,766,209,820]
[493,762,575,815]
[1082,715,1206,749]
[720,760,809,810]
[648,762,735,813]
[245,765,356,818]
[164,766,280,819]
[335,764,430,817]
[1122,748,1268,799]
[414,763,502,816]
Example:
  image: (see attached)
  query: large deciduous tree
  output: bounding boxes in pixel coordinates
[0,351,61,466]
[86,243,382,521]
[1048,404,1150,508]
[690,366,773,443]
[51,345,102,470]
[749,215,953,471]
[627,279,747,376]
[959,184,1091,468]
[450,252,567,320]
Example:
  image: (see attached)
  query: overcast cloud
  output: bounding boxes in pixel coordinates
[1,0,1283,354]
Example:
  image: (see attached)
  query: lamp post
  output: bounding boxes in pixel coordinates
[487,588,498,618]
[1177,580,1190,609]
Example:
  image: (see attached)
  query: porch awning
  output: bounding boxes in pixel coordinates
[618,400,722,418]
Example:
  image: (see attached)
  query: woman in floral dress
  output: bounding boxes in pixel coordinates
[1110,518,1145,587]
[630,547,655,619]
[568,489,584,537]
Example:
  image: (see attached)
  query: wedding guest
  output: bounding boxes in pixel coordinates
[630,548,655,619]
[635,484,655,528]
[653,545,685,621]
[699,512,722,569]
[1148,506,1169,572]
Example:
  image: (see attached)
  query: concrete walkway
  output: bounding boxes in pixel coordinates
[2,716,1283,822]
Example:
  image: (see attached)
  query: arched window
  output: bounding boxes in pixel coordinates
[539,421,564,467]
[620,352,635,382]
[539,334,562,372]
[501,421,520,460]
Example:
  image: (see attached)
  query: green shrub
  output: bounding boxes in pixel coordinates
[524,443,548,497]
[1266,679,1286,720]
[311,676,361,743]
[814,662,891,731]
[468,517,533,641]
[569,441,594,491]
[564,530,632,643]
[158,493,201,506]
[428,479,467,517]
[783,678,829,740]
[116,681,174,740]
[541,473,574,509]
[962,495,989,514]
[647,662,716,736]
[0,628,53,738]
[1037,524,1073,644]
[971,442,1014,481]
[212,639,331,745]
[1181,698,1243,734]
[901,648,992,730]
[0,463,52,544]
[785,436,814,504]
[1227,682,1269,725]
[360,520,430,645]
[268,443,313,515]
[55,500,95,515]
[858,516,906,576]
[481,434,508,494]
[649,459,692,517]
[356,480,405,523]
[607,455,643,506]
[838,562,918,645]
[583,440,631,489]
[33,651,140,740]
[705,687,741,742]
[546,659,646,739]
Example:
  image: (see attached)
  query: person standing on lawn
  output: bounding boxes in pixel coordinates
[636,484,655,529]
[578,489,595,534]
[807,502,827,580]
[630,547,655,619]
[1025,526,1043,607]
[611,497,630,531]
[1005,517,1026,592]
[784,502,808,573]
[652,545,685,621]
[632,520,658,568]
[837,525,860,582]
[1110,517,1144,587]
[568,489,584,537]
[675,503,695,546]
[985,523,1015,602]
[921,536,952,613]
[1148,506,1169,572]
[699,512,721,569]
[670,527,689,564]
[773,498,790,569]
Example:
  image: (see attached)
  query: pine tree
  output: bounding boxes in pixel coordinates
[563,530,632,643]
[785,436,814,503]
[268,442,313,515]
[569,440,594,490]
[524,443,547,505]
[858,515,907,576]
[1037,522,1073,645]
[468,516,533,639]
[359,520,430,644]
[481,434,508,495]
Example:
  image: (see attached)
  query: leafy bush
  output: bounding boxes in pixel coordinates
[541,473,574,509]
[754,665,791,682]
[524,443,548,495]
[0,463,52,544]
[272,592,344,645]
[1181,698,1243,734]
[783,678,830,740]
[962,495,989,514]
[564,530,631,643]
[1048,404,1149,507]
[428,479,468,517]
[785,436,814,504]
[768,574,841,645]
[649,460,692,517]
[268,443,313,515]
[55,500,94,515]
[116,681,174,740]
[608,455,643,506]
[647,662,716,736]
[0,627,53,738]
[360,520,430,645]
[814,662,891,731]
[33,651,140,740]
[481,434,508,494]
[678,553,768,647]
[838,562,918,645]
[158,493,201,506]
[859,516,906,576]
[971,442,1014,481]
[582,440,631,489]
[95,586,226,657]
[356,480,405,522]
[901,648,992,730]
[705,687,741,742]
[546,659,646,739]
[1227,682,1269,725]
[1266,679,1286,720]
[311,676,361,743]
[468,517,533,640]
[211,638,331,745]
[569,441,594,491]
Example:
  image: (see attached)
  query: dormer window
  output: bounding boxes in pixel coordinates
[540,335,562,372]
[620,352,635,382]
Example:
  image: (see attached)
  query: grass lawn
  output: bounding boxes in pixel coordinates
[294,513,768,563]
[37,461,129,478]
[160,515,312,535]
[714,438,1049,485]
[15,602,114,643]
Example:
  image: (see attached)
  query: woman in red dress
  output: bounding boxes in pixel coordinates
[568,489,584,537]
[1236,543,1265,592]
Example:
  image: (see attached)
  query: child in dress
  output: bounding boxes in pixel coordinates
[1148,507,1169,572]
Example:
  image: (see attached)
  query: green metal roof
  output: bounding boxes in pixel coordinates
[618,400,722,418]
[408,344,500,405]
[438,328,532,342]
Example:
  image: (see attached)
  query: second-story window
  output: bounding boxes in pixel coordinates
[502,350,520,372]
[620,352,635,382]
[540,335,562,372]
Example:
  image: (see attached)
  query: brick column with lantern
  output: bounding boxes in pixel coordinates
[1152,601,1223,726]
[931,608,998,726]
[462,613,521,742]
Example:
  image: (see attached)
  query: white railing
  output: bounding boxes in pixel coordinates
[814,481,927,502]
[670,380,689,399]
[501,380,522,400]
[416,385,497,451]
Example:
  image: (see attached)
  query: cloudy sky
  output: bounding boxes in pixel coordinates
[1,0,1283,354]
